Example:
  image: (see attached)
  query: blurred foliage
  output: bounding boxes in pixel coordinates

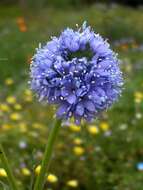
[0,0,143,7]
[0,4,143,80]
[0,3,143,190]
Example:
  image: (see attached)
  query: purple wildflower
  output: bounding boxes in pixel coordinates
[30,22,123,124]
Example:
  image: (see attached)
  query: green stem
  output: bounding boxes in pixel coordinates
[34,119,61,190]
[0,144,19,190]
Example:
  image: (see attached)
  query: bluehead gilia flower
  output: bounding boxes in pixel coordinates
[30,22,123,124]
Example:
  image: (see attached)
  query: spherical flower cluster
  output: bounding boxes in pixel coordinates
[30,22,123,124]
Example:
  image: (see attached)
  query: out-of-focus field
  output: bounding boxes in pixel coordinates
[0,4,143,190]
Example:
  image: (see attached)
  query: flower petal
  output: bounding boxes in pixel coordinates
[67,94,76,104]
[56,103,69,117]
[76,103,84,116]
[84,100,95,112]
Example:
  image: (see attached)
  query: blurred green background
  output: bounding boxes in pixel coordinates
[0,0,143,190]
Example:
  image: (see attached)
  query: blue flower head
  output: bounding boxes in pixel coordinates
[30,22,123,124]
[137,162,143,171]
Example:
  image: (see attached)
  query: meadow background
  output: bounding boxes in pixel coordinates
[0,0,143,189]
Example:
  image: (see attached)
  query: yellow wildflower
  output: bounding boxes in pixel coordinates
[19,123,27,133]
[69,124,81,132]
[14,104,22,110]
[2,124,13,130]
[21,168,31,176]
[100,122,109,131]
[0,103,10,112]
[134,91,143,99]
[73,138,83,145]
[6,96,16,104]
[67,180,78,188]
[47,174,58,183]
[24,89,33,102]
[134,91,143,103]
[73,146,84,156]
[0,168,7,177]
[35,165,41,175]
[24,90,32,98]
[32,123,43,129]
[24,89,32,96]
[88,125,99,135]
[10,112,21,121]
[5,78,14,85]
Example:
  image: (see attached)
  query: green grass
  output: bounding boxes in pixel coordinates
[0,4,143,80]
[0,4,143,190]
